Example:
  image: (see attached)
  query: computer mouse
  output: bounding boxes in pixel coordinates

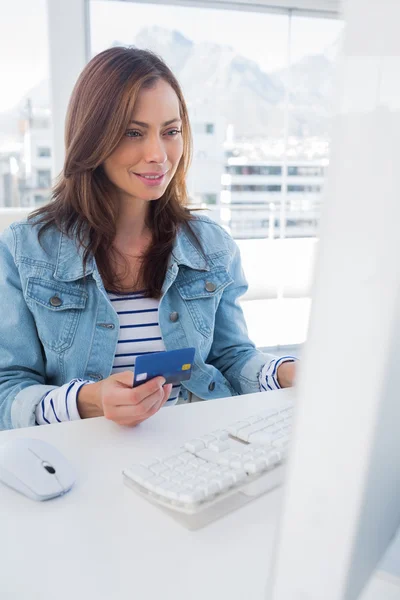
[0,437,76,501]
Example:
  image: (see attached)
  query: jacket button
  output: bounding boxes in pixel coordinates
[49,295,62,307]
[208,381,216,391]
[205,281,216,292]
[169,311,179,322]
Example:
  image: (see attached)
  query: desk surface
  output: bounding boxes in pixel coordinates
[0,389,399,600]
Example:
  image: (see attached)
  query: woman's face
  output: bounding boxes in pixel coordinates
[103,79,184,203]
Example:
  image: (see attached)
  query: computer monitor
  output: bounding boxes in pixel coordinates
[267,0,400,598]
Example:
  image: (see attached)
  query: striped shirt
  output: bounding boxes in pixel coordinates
[35,291,296,425]
[107,290,181,405]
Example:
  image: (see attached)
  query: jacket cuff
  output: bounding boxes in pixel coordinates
[11,384,58,429]
[259,356,297,391]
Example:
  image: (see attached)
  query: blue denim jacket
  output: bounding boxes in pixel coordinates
[0,215,275,429]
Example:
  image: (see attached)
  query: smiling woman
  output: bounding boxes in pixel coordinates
[103,82,184,205]
[0,46,296,431]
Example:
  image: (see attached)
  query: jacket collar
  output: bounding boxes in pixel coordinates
[53,223,208,282]
[53,230,95,282]
[169,223,209,272]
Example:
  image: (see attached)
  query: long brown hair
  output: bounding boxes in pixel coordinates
[30,46,200,298]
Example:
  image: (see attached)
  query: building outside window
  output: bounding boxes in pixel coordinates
[0,0,52,208]
[37,168,51,189]
[203,193,217,205]
[37,146,51,158]
[288,165,324,176]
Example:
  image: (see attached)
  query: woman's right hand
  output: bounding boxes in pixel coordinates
[77,371,172,426]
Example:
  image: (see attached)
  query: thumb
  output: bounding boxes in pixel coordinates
[163,383,173,400]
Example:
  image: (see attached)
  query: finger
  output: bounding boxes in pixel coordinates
[121,383,172,425]
[109,376,166,408]
[105,386,165,419]
[163,383,173,402]
[124,393,167,426]
[117,394,166,426]
[109,383,173,426]
[129,376,167,405]
[135,385,171,422]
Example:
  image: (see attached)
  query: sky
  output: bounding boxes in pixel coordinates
[0,0,343,112]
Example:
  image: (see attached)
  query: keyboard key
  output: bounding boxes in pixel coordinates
[208,440,230,453]
[244,457,268,474]
[233,423,270,443]
[164,457,182,469]
[178,452,194,463]
[179,488,205,504]
[226,421,248,436]
[247,430,275,445]
[210,429,230,441]
[145,476,166,492]
[150,463,169,475]
[184,439,206,453]
[125,465,153,484]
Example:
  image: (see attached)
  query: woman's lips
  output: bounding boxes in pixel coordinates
[133,171,168,187]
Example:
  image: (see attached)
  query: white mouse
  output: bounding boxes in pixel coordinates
[0,438,76,501]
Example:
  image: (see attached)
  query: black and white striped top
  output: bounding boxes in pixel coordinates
[108,290,180,405]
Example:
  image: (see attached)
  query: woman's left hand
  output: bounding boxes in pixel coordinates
[276,361,296,388]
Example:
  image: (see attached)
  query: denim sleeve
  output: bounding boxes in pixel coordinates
[0,229,57,430]
[206,238,278,395]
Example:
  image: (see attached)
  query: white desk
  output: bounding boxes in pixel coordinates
[0,389,399,600]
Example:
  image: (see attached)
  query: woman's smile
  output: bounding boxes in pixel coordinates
[131,170,169,187]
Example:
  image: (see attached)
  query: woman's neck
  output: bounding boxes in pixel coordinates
[114,196,151,254]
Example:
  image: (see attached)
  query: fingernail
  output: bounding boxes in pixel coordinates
[160,377,166,386]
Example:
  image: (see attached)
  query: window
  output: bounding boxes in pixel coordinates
[288,166,324,176]
[90,2,342,243]
[205,123,214,134]
[0,0,51,208]
[89,2,343,349]
[226,165,282,176]
[227,184,282,193]
[37,147,51,158]
[37,169,51,188]
[287,185,322,193]
[203,193,217,205]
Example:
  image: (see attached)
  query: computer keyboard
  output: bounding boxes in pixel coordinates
[123,400,294,529]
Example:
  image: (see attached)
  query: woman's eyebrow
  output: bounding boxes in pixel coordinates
[128,118,182,128]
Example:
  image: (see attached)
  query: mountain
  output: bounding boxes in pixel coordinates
[134,27,192,73]
[0,26,337,148]
[271,53,337,137]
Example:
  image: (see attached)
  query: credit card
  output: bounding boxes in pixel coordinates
[132,347,196,387]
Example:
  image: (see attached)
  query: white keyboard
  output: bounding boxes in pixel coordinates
[123,400,293,529]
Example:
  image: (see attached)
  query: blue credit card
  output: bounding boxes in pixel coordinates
[132,347,196,387]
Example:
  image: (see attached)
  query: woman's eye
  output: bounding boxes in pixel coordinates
[166,129,182,136]
[125,130,142,138]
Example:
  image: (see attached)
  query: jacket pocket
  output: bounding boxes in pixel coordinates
[174,268,233,337]
[25,277,88,352]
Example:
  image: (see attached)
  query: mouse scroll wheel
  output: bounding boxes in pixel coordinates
[42,462,56,474]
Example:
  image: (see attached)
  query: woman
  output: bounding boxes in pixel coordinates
[0,47,296,430]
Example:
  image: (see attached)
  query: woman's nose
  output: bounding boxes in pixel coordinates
[144,136,167,164]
